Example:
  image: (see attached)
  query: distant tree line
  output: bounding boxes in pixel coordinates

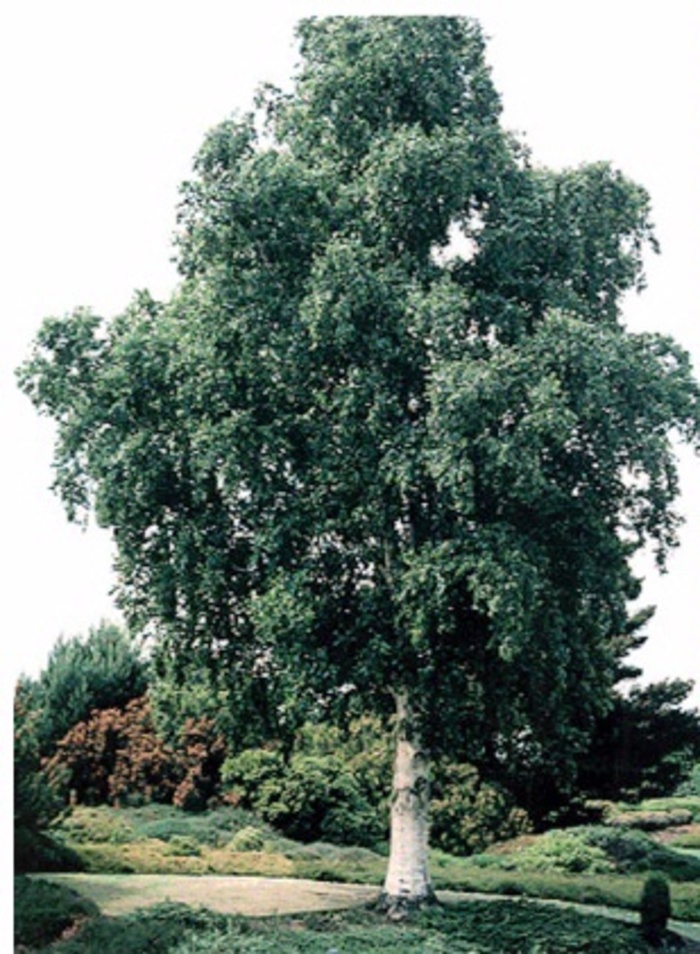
[15,619,700,861]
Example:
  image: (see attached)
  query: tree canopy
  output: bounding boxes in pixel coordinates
[20,621,148,755]
[17,16,700,906]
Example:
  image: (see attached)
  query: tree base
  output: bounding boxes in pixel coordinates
[377,887,439,920]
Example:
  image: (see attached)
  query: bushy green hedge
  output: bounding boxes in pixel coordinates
[223,748,383,846]
[431,760,531,855]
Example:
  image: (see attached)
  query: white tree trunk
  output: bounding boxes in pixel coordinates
[379,690,436,916]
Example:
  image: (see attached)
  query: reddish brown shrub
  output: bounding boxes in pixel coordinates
[172,716,227,811]
[44,696,200,807]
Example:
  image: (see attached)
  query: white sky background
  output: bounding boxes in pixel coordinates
[2,1,699,716]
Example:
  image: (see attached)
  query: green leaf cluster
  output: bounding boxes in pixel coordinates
[17,17,700,787]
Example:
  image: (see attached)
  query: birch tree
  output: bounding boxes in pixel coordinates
[18,17,700,914]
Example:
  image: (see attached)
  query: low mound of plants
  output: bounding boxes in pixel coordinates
[15,827,84,874]
[54,803,269,849]
[42,901,229,954]
[40,899,654,953]
[50,803,388,882]
[481,825,700,880]
[607,796,700,829]
[14,876,99,949]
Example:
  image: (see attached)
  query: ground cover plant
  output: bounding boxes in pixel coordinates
[42,803,700,922]
[18,894,661,953]
[14,876,99,949]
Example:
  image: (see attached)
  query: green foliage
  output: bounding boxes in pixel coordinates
[221,717,393,848]
[227,825,268,851]
[223,747,383,846]
[510,829,614,875]
[580,679,700,802]
[163,835,202,857]
[640,873,671,946]
[47,902,229,954]
[148,650,307,758]
[59,803,265,848]
[258,753,383,846]
[57,807,137,844]
[578,827,700,880]
[607,795,700,826]
[221,747,285,800]
[43,805,700,920]
[608,809,693,831]
[430,760,531,855]
[25,622,148,756]
[637,796,700,819]
[169,902,650,953]
[17,15,700,885]
[17,888,653,954]
[14,681,64,834]
[14,876,99,949]
[676,763,700,797]
[482,824,700,881]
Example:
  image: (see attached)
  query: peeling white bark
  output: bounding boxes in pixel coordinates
[380,691,435,915]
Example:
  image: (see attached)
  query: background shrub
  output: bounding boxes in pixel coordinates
[227,826,268,851]
[640,873,671,946]
[221,721,391,848]
[171,716,227,811]
[43,698,227,811]
[44,697,178,806]
[675,762,700,797]
[431,760,531,855]
[254,753,383,846]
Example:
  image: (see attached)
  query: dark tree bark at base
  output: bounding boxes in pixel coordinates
[377,886,439,920]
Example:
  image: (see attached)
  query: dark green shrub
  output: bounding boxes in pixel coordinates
[221,747,285,803]
[14,828,83,874]
[431,760,531,855]
[14,876,98,949]
[14,682,64,835]
[256,753,383,846]
[640,873,671,946]
[584,825,700,880]
[47,902,229,954]
[222,745,384,846]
